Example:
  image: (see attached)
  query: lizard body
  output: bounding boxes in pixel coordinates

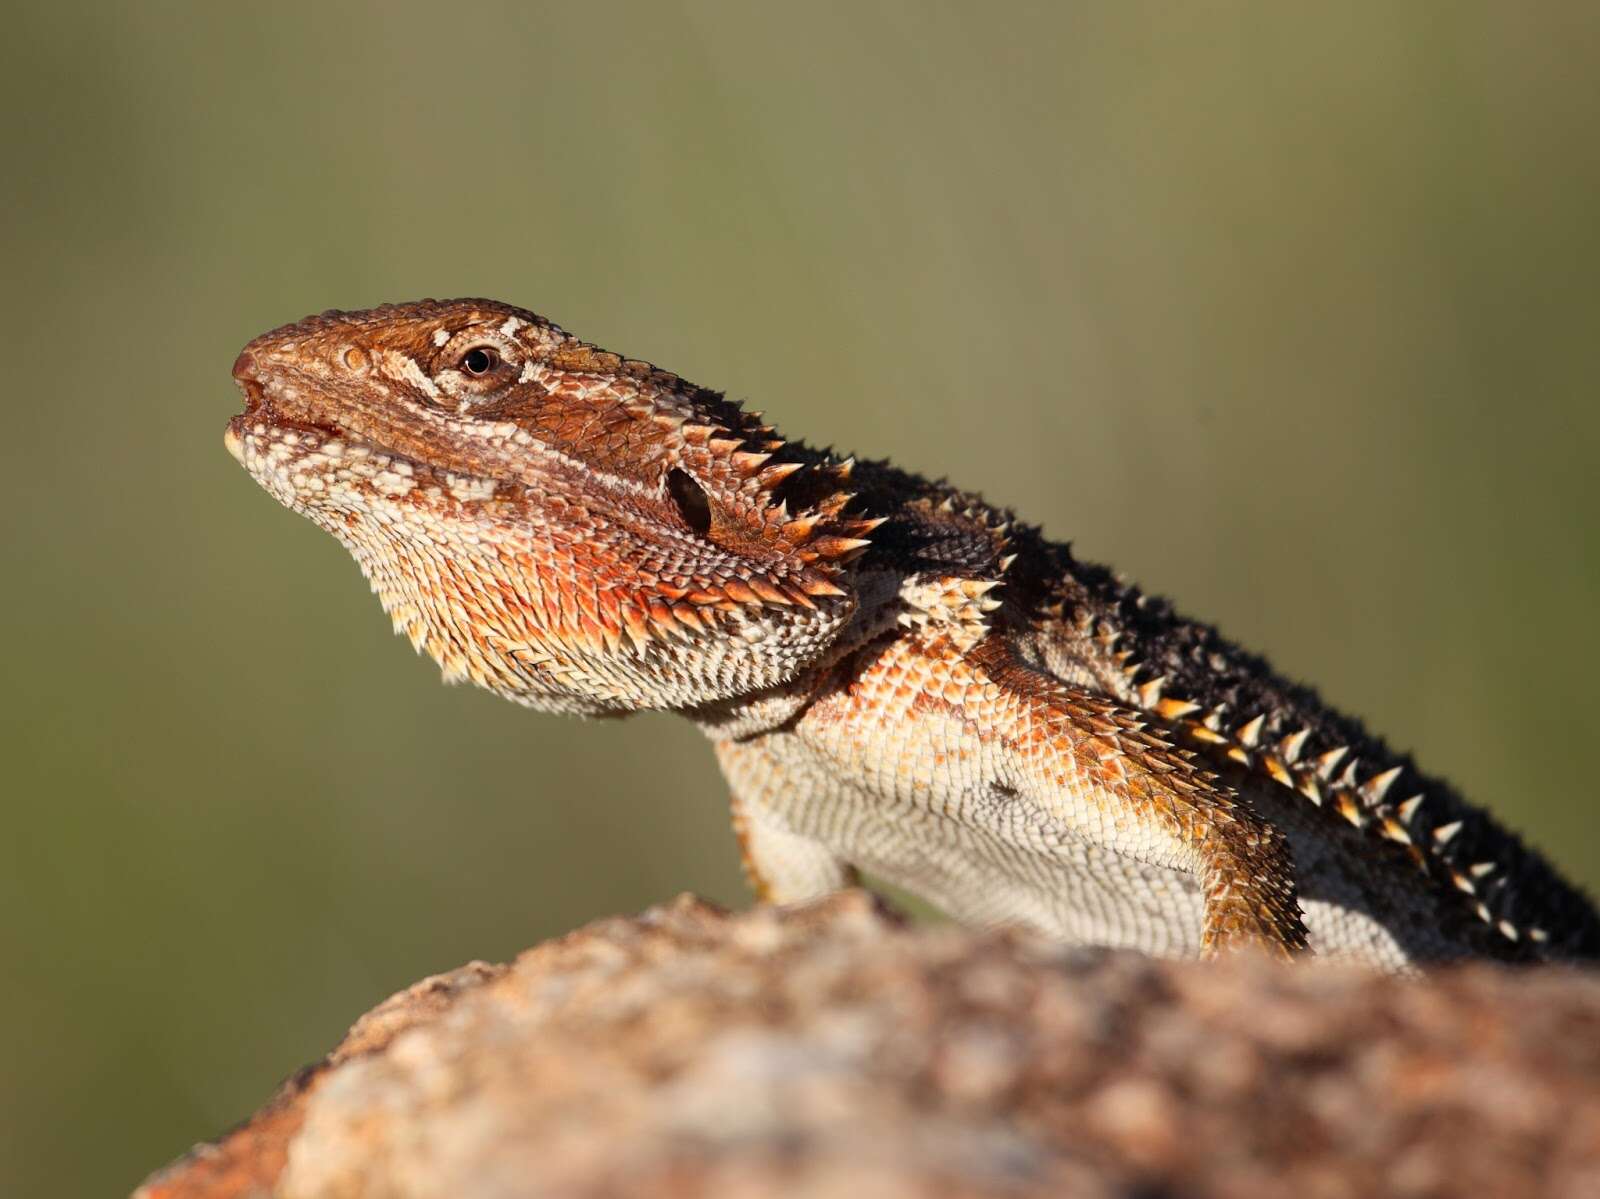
[226,299,1600,968]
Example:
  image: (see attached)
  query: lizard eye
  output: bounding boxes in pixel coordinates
[460,347,499,375]
[436,334,517,397]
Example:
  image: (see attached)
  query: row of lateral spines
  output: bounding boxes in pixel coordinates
[650,407,885,600]
[777,451,1028,582]
[1051,554,1600,961]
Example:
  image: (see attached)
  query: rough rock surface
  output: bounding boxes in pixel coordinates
[137,891,1600,1199]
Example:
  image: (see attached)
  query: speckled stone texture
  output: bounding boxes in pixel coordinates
[137,892,1600,1199]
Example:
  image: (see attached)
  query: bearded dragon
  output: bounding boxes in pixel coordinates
[225,298,1600,968]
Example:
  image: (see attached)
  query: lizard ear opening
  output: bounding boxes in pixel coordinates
[666,468,713,537]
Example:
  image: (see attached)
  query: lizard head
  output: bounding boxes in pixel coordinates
[226,299,876,715]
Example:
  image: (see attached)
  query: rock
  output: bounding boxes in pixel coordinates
[136,891,1600,1198]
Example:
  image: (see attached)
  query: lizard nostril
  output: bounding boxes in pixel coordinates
[231,350,259,382]
[343,347,368,371]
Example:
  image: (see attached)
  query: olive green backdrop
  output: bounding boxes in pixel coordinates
[4,4,1598,1194]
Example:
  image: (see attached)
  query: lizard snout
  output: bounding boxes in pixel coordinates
[232,349,259,386]
[231,350,268,417]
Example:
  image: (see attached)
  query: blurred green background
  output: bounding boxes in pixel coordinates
[4,3,1598,1194]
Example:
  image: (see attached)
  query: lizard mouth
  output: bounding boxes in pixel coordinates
[224,350,504,512]
[225,351,371,464]
[230,349,336,423]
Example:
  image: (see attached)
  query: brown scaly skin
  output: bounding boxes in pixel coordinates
[226,298,1600,969]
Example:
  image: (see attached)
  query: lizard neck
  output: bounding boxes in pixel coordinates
[686,569,906,739]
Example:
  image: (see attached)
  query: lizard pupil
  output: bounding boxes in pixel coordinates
[461,347,497,375]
